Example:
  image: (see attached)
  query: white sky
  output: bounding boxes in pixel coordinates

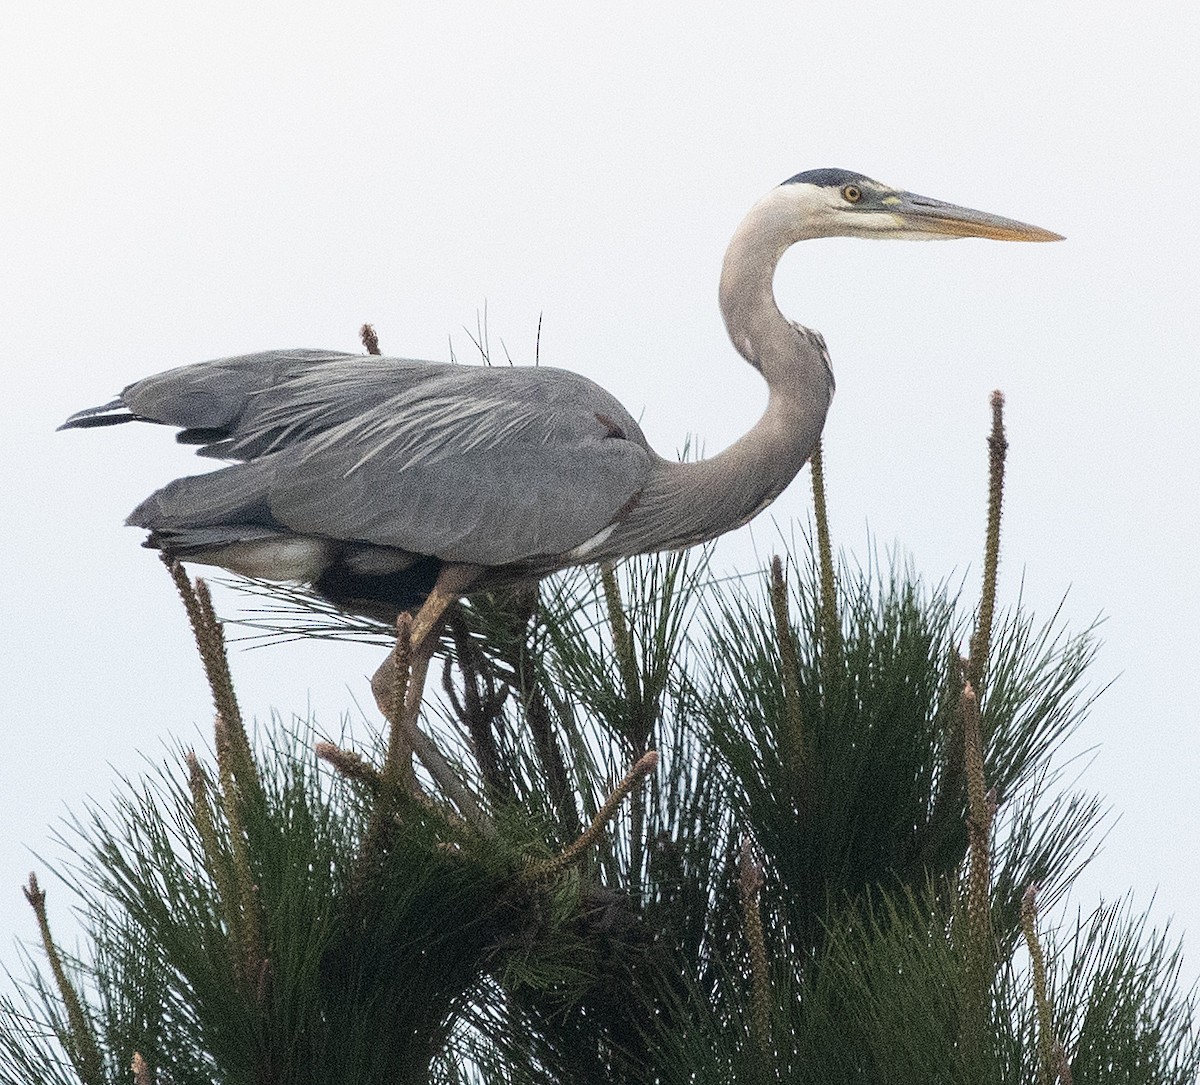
[2,0,1198,995]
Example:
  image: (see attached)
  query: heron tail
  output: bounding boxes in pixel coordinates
[57,399,143,430]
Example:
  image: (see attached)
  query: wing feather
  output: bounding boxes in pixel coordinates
[264,363,653,565]
[128,352,655,567]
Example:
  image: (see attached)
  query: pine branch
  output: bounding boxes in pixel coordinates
[165,561,272,1004]
[769,556,807,789]
[601,563,646,746]
[163,559,263,808]
[1023,883,1067,1085]
[8,452,1195,1083]
[524,751,659,881]
[738,836,772,1068]
[960,681,998,1054]
[315,742,382,794]
[808,439,840,664]
[185,750,244,972]
[968,390,1008,695]
[382,613,415,792]
[601,563,650,888]
[22,874,104,1085]
[443,606,510,801]
[213,715,267,1000]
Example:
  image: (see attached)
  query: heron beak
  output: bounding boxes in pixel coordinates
[889,191,1064,241]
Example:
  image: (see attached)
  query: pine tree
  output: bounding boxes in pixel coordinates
[3,396,1196,1084]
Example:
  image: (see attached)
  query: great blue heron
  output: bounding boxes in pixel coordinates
[62,168,1059,789]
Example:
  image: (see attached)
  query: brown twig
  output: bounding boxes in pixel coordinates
[962,684,996,935]
[163,559,239,725]
[165,561,268,1001]
[131,1052,155,1085]
[1056,1043,1074,1085]
[524,751,659,880]
[186,752,224,872]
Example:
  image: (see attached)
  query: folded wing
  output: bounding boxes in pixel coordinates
[119,351,654,569]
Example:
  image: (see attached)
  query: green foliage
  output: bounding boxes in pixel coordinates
[2,543,1196,1083]
[4,731,527,1084]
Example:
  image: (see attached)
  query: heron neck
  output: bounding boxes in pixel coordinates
[603,196,832,557]
[609,388,825,559]
[719,190,807,384]
[717,187,833,437]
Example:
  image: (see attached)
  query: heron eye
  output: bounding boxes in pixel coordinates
[841,184,863,204]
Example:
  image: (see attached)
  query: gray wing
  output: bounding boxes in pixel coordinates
[125,352,655,567]
[61,349,357,438]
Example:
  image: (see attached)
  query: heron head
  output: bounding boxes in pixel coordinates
[779,168,1063,242]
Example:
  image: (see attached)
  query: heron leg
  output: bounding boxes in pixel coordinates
[370,564,490,829]
[370,563,482,719]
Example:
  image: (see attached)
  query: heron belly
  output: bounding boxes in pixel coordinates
[191,536,335,581]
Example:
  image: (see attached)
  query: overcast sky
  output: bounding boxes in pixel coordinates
[3,1,1198,995]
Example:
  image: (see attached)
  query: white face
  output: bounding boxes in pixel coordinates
[776,179,1061,243]
[825,178,930,238]
[765,179,913,239]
